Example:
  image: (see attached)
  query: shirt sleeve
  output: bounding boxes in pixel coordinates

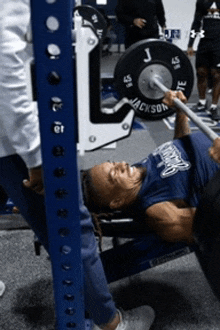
[0,1,42,169]
[115,0,135,26]
[156,0,166,28]
[188,0,204,48]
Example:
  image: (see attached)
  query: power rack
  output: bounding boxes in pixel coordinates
[30,1,85,329]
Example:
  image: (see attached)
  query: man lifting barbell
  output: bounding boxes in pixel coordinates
[82,90,220,244]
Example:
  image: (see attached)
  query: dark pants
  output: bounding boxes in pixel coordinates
[194,169,220,300]
[125,26,159,49]
[0,154,49,250]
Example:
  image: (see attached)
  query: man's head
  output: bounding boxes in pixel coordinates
[82,161,146,212]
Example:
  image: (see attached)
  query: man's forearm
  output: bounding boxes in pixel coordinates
[174,111,191,139]
[162,90,190,139]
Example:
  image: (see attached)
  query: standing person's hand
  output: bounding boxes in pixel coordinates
[187,47,194,57]
[133,18,146,29]
[23,165,44,195]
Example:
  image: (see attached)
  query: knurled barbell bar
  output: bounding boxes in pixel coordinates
[114,39,219,141]
[151,76,218,141]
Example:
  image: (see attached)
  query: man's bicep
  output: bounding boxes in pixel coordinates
[145,201,196,242]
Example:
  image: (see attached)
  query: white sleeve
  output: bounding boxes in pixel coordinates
[0,0,42,169]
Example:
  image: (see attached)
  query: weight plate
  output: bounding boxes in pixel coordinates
[74,5,108,41]
[114,39,194,120]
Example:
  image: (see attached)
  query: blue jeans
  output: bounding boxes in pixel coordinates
[0,154,116,326]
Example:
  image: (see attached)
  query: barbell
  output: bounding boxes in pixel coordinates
[114,39,219,141]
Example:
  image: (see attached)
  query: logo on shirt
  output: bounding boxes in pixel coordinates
[190,29,205,38]
[205,2,220,19]
[153,141,191,178]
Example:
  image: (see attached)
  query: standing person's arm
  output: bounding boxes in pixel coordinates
[1,1,43,194]
[156,0,166,30]
[187,0,204,55]
[115,0,135,26]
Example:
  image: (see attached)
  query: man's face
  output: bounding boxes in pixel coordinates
[90,161,142,208]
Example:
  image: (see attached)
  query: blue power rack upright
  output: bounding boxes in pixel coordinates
[30,1,85,329]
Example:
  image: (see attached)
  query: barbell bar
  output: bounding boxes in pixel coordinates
[151,76,219,141]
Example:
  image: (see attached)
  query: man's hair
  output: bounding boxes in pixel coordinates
[81,169,111,213]
[81,168,145,250]
[81,169,116,249]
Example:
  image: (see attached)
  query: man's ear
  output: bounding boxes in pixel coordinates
[109,197,125,210]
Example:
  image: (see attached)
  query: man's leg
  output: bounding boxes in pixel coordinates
[210,67,220,120]
[193,65,209,112]
[194,169,220,301]
[197,66,209,99]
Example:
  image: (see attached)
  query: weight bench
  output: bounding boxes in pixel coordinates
[89,210,197,283]
[0,185,197,284]
[31,205,197,283]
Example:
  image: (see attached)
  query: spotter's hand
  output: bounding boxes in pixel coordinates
[209,137,220,164]
[187,47,194,57]
[162,90,187,108]
[133,18,147,29]
[23,166,44,195]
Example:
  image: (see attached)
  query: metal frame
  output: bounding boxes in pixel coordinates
[74,9,134,155]
[30,1,85,329]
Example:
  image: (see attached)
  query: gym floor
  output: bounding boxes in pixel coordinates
[1,51,220,330]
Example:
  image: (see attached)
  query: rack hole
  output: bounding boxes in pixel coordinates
[66,322,76,328]
[48,71,61,85]
[57,208,68,218]
[59,228,70,237]
[62,263,72,271]
[52,146,65,157]
[46,16,60,32]
[47,44,61,59]
[63,279,73,286]
[60,245,72,255]
[51,96,63,111]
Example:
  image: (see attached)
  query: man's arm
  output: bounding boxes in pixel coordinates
[115,0,135,26]
[209,137,220,163]
[162,90,190,139]
[187,0,204,54]
[173,111,191,139]
[156,0,166,29]
[145,200,196,243]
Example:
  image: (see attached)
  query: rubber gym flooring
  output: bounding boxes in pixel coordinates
[1,52,220,330]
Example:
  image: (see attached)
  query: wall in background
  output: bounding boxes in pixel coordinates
[82,0,201,50]
[163,0,199,50]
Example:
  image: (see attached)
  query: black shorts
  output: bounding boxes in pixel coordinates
[196,39,220,69]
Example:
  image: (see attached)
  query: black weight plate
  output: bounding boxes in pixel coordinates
[114,39,194,120]
[74,5,108,41]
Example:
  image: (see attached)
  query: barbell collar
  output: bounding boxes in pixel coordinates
[152,76,219,142]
